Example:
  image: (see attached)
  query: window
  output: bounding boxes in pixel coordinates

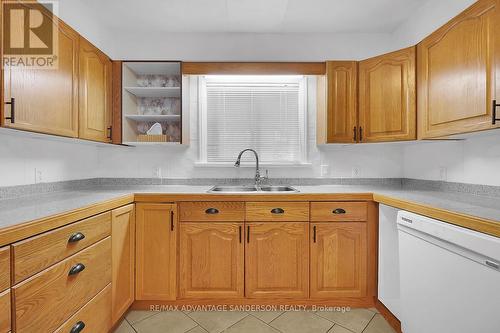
[198,75,307,165]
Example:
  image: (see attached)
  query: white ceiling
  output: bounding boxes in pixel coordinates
[71,0,428,34]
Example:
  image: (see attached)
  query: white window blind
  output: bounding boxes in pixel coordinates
[199,76,307,165]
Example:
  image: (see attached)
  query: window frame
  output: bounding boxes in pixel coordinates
[197,75,309,166]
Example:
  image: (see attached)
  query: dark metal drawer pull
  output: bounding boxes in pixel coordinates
[70,321,86,333]
[205,208,219,214]
[239,226,242,243]
[493,100,500,125]
[170,211,174,231]
[68,263,86,276]
[313,225,317,243]
[332,208,346,214]
[271,208,285,214]
[68,232,85,243]
[5,97,15,123]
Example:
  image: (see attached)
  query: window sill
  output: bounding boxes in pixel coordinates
[194,162,312,168]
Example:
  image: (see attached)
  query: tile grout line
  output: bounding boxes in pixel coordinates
[182,311,210,332]
[216,312,251,332]
[126,311,162,327]
[247,313,284,333]
[124,317,139,333]
[360,312,377,333]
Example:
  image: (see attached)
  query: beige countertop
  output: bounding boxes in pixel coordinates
[0,184,498,246]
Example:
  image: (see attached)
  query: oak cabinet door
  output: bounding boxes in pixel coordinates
[310,223,367,298]
[135,203,176,300]
[318,61,358,143]
[245,222,309,298]
[418,0,500,138]
[359,46,416,142]
[79,37,112,142]
[179,223,244,298]
[111,204,135,324]
[2,3,79,137]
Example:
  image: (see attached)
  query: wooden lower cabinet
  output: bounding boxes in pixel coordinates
[54,284,111,333]
[179,223,244,298]
[111,204,135,324]
[12,237,111,333]
[310,223,368,298]
[0,290,10,333]
[245,222,309,298]
[135,203,176,300]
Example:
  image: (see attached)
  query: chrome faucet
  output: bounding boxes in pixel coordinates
[234,149,267,185]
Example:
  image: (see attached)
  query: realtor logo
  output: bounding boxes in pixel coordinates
[2,0,59,69]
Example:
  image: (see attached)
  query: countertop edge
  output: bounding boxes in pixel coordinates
[373,193,500,238]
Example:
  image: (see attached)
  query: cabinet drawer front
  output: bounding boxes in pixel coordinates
[311,202,367,222]
[0,247,10,291]
[246,202,309,222]
[13,237,111,333]
[54,284,111,333]
[179,202,245,222]
[12,211,111,284]
[0,290,10,333]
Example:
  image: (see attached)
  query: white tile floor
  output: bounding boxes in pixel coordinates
[114,308,396,333]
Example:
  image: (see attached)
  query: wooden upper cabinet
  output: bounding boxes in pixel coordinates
[79,37,113,142]
[245,222,309,298]
[310,223,367,298]
[179,223,244,299]
[3,3,79,137]
[135,203,176,301]
[358,46,416,142]
[317,61,358,143]
[111,204,135,324]
[418,0,500,138]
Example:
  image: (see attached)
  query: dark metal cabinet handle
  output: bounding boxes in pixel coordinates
[313,226,317,243]
[239,226,242,243]
[70,321,86,333]
[68,263,86,276]
[205,208,219,214]
[170,211,174,231]
[359,127,363,142]
[493,100,500,125]
[107,126,113,140]
[270,208,285,214]
[353,126,357,141]
[247,226,250,243]
[5,97,15,123]
[332,208,347,215]
[68,232,85,243]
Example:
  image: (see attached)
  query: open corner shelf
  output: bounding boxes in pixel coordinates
[124,86,181,98]
[125,114,181,122]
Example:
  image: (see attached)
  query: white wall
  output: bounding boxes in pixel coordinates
[391,0,477,49]
[106,31,396,61]
[97,77,405,179]
[0,129,99,187]
[403,132,500,186]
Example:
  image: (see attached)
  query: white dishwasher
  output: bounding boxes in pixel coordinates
[397,211,500,333]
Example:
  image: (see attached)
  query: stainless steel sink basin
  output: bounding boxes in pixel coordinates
[259,186,298,192]
[208,186,259,193]
[208,185,298,193]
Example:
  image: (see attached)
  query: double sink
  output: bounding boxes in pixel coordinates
[208,185,299,193]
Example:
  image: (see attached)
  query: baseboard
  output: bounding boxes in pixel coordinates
[374,298,402,333]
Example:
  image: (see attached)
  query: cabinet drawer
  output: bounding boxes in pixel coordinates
[0,290,10,333]
[179,202,245,222]
[54,284,111,333]
[13,237,111,333]
[246,202,309,222]
[12,211,111,284]
[311,202,367,222]
[0,247,10,291]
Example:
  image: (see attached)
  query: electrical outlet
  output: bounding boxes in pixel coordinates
[352,167,361,178]
[439,167,448,181]
[153,167,162,179]
[35,168,43,184]
[320,165,329,177]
